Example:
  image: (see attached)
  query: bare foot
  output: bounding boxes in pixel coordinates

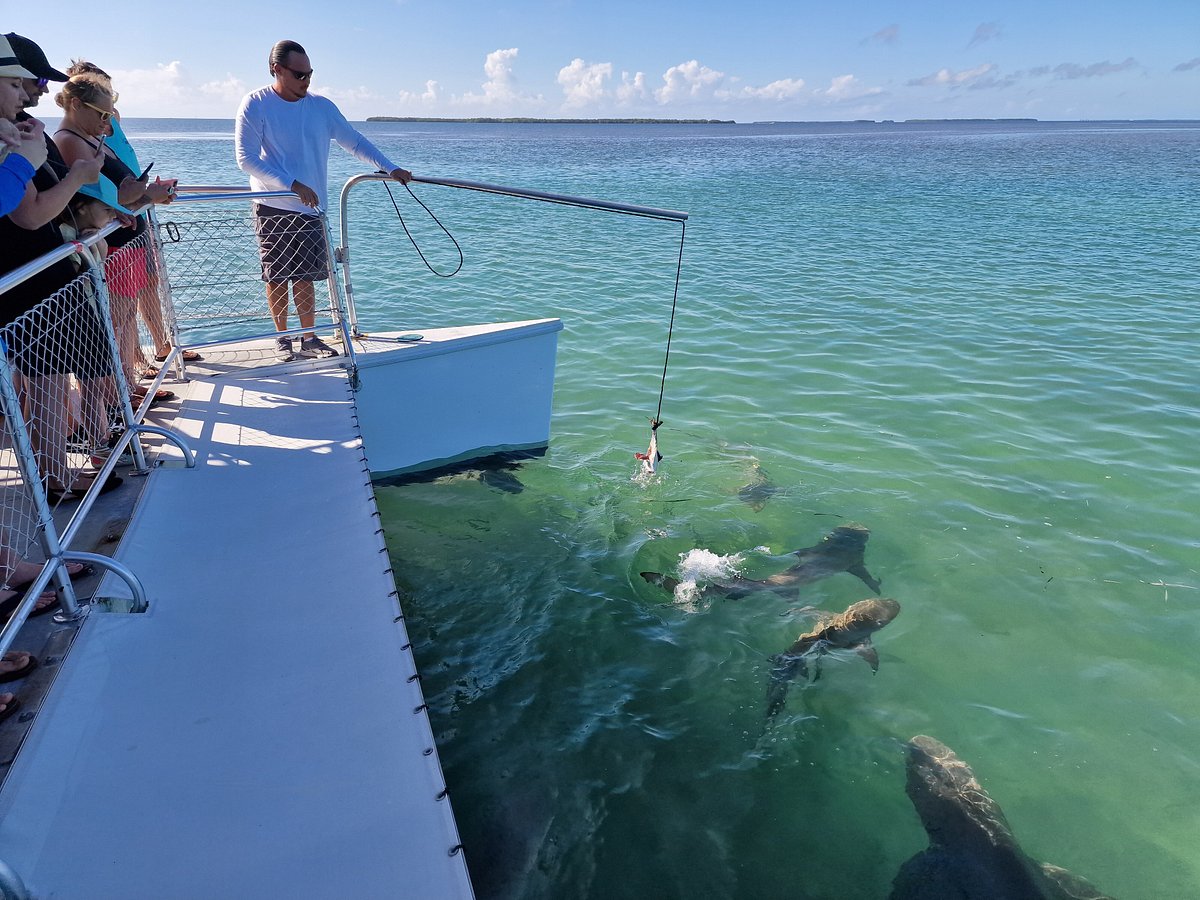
[7,560,85,588]
[0,652,32,677]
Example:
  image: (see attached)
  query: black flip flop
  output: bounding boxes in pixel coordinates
[0,591,59,623]
[7,562,94,594]
[0,697,21,724]
[0,655,38,684]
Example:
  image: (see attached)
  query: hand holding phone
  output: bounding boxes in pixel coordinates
[138,161,154,181]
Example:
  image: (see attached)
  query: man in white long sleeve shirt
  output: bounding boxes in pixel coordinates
[235,40,412,361]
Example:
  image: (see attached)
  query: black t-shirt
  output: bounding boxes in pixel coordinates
[54,126,147,248]
[0,115,78,326]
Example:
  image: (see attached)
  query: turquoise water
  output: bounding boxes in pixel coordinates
[131,119,1199,899]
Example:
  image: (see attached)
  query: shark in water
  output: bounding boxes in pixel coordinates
[737,462,784,512]
[764,597,900,719]
[890,735,1115,900]
[641,523,882,599]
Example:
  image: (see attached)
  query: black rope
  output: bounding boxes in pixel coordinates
[654,220,687,427]
[381,178,464,277]
[380,175,685,431]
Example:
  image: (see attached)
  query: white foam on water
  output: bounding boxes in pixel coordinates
[671,548,744,612]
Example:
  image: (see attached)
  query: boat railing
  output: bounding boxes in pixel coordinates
[152,190,357,370]
[0,223,195,655]
[0,185,367,652]
[335,172,688,338]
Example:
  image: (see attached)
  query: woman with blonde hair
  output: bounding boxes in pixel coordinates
[53,74,176,407]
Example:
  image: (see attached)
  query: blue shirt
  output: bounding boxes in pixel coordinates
[0,154,35,217]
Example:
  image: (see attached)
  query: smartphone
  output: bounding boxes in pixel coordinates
[96,134,107,152]
[138,161,154,181]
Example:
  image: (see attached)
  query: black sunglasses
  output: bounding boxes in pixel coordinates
[279,66,313,82]
[36,77,49,89]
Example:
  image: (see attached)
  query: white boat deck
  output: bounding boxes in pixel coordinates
[0,353,474,897]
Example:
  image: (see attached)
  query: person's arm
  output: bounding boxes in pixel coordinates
[326,102,411,183]
[0,155,36,217]
[7,119,48,170]
[234,96,295,192]
[8,141,106,231]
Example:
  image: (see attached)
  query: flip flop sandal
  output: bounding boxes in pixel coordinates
[7,562,94,593]
[0,591,59,624]
[0,697,22,724]
[0,654,38,684]
[133,389,176,406]
[47,474,123,503]
[154,349,203,363]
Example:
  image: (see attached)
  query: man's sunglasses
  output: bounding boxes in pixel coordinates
[279,66,313,82]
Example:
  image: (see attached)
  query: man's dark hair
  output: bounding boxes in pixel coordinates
[269,40,306,75]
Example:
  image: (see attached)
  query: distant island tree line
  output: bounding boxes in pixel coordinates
[365,116,1047,125]
[366,117,736,124]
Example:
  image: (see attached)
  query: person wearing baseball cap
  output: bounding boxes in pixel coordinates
[5,33,68,109]
[0,34,40,216]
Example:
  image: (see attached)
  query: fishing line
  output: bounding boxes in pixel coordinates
[381,178,464,278]
[379,173,686,468]
[654,220,687,427]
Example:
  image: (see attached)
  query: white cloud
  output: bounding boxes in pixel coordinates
[198,74,249,105]
[313,86,385,110]
[109,61,188,114]
[726,78,807,101]
[908,63,997,88]
[616,71,648,104]
[655,60,726,104]
[457,48,542,109]
[107,61,250,116]
[557,59,613,107]
[814,74,883,102]
[397,80,442,106]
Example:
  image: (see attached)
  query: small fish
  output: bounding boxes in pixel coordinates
[635,420,663,475]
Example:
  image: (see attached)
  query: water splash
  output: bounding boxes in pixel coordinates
[671,548,745,611]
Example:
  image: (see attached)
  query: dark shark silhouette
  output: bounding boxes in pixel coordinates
[890,735,1116,900]
[737,462,784,511]
[765,597,900,719]
[641,524,881,599]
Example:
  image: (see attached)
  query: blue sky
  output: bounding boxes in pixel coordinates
[6,1,1199,120]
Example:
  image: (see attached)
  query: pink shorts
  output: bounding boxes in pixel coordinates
[105,244,151,298]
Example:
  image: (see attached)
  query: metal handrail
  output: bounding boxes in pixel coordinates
[156,189,358,371]
[335,172,690,337]
[410,174,689,222]
[0,220,120,296]
[0,218,202,647]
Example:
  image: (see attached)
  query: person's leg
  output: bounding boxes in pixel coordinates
[293,280,316,333]
[25,374,73,491]
[266,281,291,331]
[138,274,170,358]
[294,281,339,357]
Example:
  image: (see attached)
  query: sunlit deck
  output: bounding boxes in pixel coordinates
[0,350,475,898]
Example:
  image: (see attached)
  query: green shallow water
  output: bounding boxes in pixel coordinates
[134,119,1200,899]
